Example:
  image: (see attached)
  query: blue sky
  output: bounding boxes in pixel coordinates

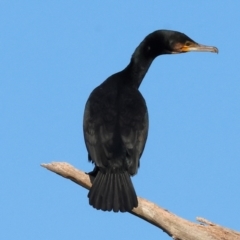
[1,1,239,239]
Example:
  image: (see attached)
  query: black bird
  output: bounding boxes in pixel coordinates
[83,30,218,212]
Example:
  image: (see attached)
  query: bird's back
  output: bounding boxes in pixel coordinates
[83,75,148,175]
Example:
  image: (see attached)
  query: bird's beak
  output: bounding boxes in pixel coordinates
[181,43,218,54]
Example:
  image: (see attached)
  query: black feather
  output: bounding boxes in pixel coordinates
[88,169,137,212]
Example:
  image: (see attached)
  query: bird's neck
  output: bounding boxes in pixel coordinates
[123,56,154,89]
[121,39,159,88]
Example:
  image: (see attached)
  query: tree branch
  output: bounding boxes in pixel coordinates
[41,162,240,240]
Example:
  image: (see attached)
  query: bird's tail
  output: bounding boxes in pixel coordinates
[88,169,138,212]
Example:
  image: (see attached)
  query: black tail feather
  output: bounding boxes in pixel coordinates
[121,173,132,211]
[88,170,138,212]
[113,173,120,211]
[105,173,114,211]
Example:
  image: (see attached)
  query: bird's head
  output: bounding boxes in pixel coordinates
[142,30,218,58]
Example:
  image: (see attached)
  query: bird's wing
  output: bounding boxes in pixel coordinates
[119,88,148,175]
[83,86,118,168]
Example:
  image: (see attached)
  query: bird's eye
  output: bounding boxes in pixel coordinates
[185,41,191,46]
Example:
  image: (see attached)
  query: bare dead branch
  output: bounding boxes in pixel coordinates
[41,162,240,240]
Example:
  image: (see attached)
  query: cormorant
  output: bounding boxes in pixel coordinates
[83,30,218,212]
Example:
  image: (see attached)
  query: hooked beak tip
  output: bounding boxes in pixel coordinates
[188,44,219,54]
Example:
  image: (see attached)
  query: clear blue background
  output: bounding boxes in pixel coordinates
[1,1,239,239]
